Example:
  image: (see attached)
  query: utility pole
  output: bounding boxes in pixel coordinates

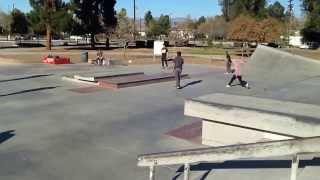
[133,0,136,40]
[140,17,142,35]
[46,0,55,50]
[224,0,230,21]
[287,0,294,47]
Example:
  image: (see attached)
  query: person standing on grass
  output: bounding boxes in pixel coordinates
[226,55,249,88]
[161,45,168,69]
[225,51,233,74]
[173,51,184,89]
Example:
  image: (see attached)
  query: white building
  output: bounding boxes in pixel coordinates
[289,35,303,47]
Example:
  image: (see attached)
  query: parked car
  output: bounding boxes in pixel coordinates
[267,42,280,48]
[299,42,319,50]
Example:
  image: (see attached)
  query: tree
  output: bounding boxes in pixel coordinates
[147,20,161,37]
[301,0,320,43]
[73,0,117,48]
[147,14,171,38]
[144,10,153,28]
[196,16,206,26]
[116,8,133,38]
[101,0,117,33]
[29,0,55,50]
[227,15,256,41]
[0,11,12,37]
[27,8,46,35]
[158,15,171,35]
[228,15,284,43]
[268,1,285,21]
[219,0,267,21]
[197,16,229,40]
[28,0,72,50]
[11,9,29,35]
[178,15,196,32]
[256,18,285,42]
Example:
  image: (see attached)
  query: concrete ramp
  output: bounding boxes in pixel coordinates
[185,93,320,146]
[245,45,320,88]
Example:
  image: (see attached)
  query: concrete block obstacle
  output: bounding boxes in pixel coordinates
[98,73,188,90]
[73,72,144,82]
[63,71,188,90]
[185,93,320,146]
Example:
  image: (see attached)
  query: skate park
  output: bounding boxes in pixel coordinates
[0,45,320,180]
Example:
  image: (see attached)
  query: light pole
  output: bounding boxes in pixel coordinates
[133,0,136,40]
[287,0,294,47]
[224,0,230,21]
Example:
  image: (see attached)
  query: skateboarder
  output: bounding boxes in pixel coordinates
[226,56,249,88]
[161,45,168,68]
[225,51,233,74]
[95,49,105,65]
[173,51,184,89]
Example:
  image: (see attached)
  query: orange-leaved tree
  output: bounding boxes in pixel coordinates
[228,15,285,43]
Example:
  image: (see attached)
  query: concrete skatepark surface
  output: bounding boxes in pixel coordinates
[0,45,320,179]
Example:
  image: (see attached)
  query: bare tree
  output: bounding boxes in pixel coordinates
[0,11,12,39]
[197,16,229,40]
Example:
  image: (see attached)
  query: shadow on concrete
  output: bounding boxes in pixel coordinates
[230,83,251,89]
[176,159,320,173]
[0,86,58,97]
[172,169,212,180]
[171,172,182,180]
[199,170,212,180]
[0,130,15,144]
[181,80,203,89]
[0,74,53,83]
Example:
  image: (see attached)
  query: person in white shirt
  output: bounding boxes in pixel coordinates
[161,45,168,69]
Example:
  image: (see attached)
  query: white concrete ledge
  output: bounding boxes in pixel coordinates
[62,76,98,85]
[184,93,320,137]
[73,72,144,82]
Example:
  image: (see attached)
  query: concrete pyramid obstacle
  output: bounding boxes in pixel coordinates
[245,45,320,88]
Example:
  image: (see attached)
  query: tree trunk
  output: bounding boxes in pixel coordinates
[105,36,110,49]
[91,33,95,49]
[47,24,52,50]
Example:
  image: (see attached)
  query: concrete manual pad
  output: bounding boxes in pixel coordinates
[98,73,189,90]
[73,71,144,82]
[185,93,320,138]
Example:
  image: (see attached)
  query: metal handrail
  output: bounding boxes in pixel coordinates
[138,136,320,180]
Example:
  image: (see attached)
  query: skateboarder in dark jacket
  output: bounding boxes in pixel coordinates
[225,51,233,74]
[173,51,184,89]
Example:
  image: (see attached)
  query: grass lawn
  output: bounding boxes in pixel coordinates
[283,48,320,61]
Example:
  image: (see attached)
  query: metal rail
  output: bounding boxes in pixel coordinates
[138,136,320,180]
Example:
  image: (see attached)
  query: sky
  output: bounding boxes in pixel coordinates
[0,0,303,18]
